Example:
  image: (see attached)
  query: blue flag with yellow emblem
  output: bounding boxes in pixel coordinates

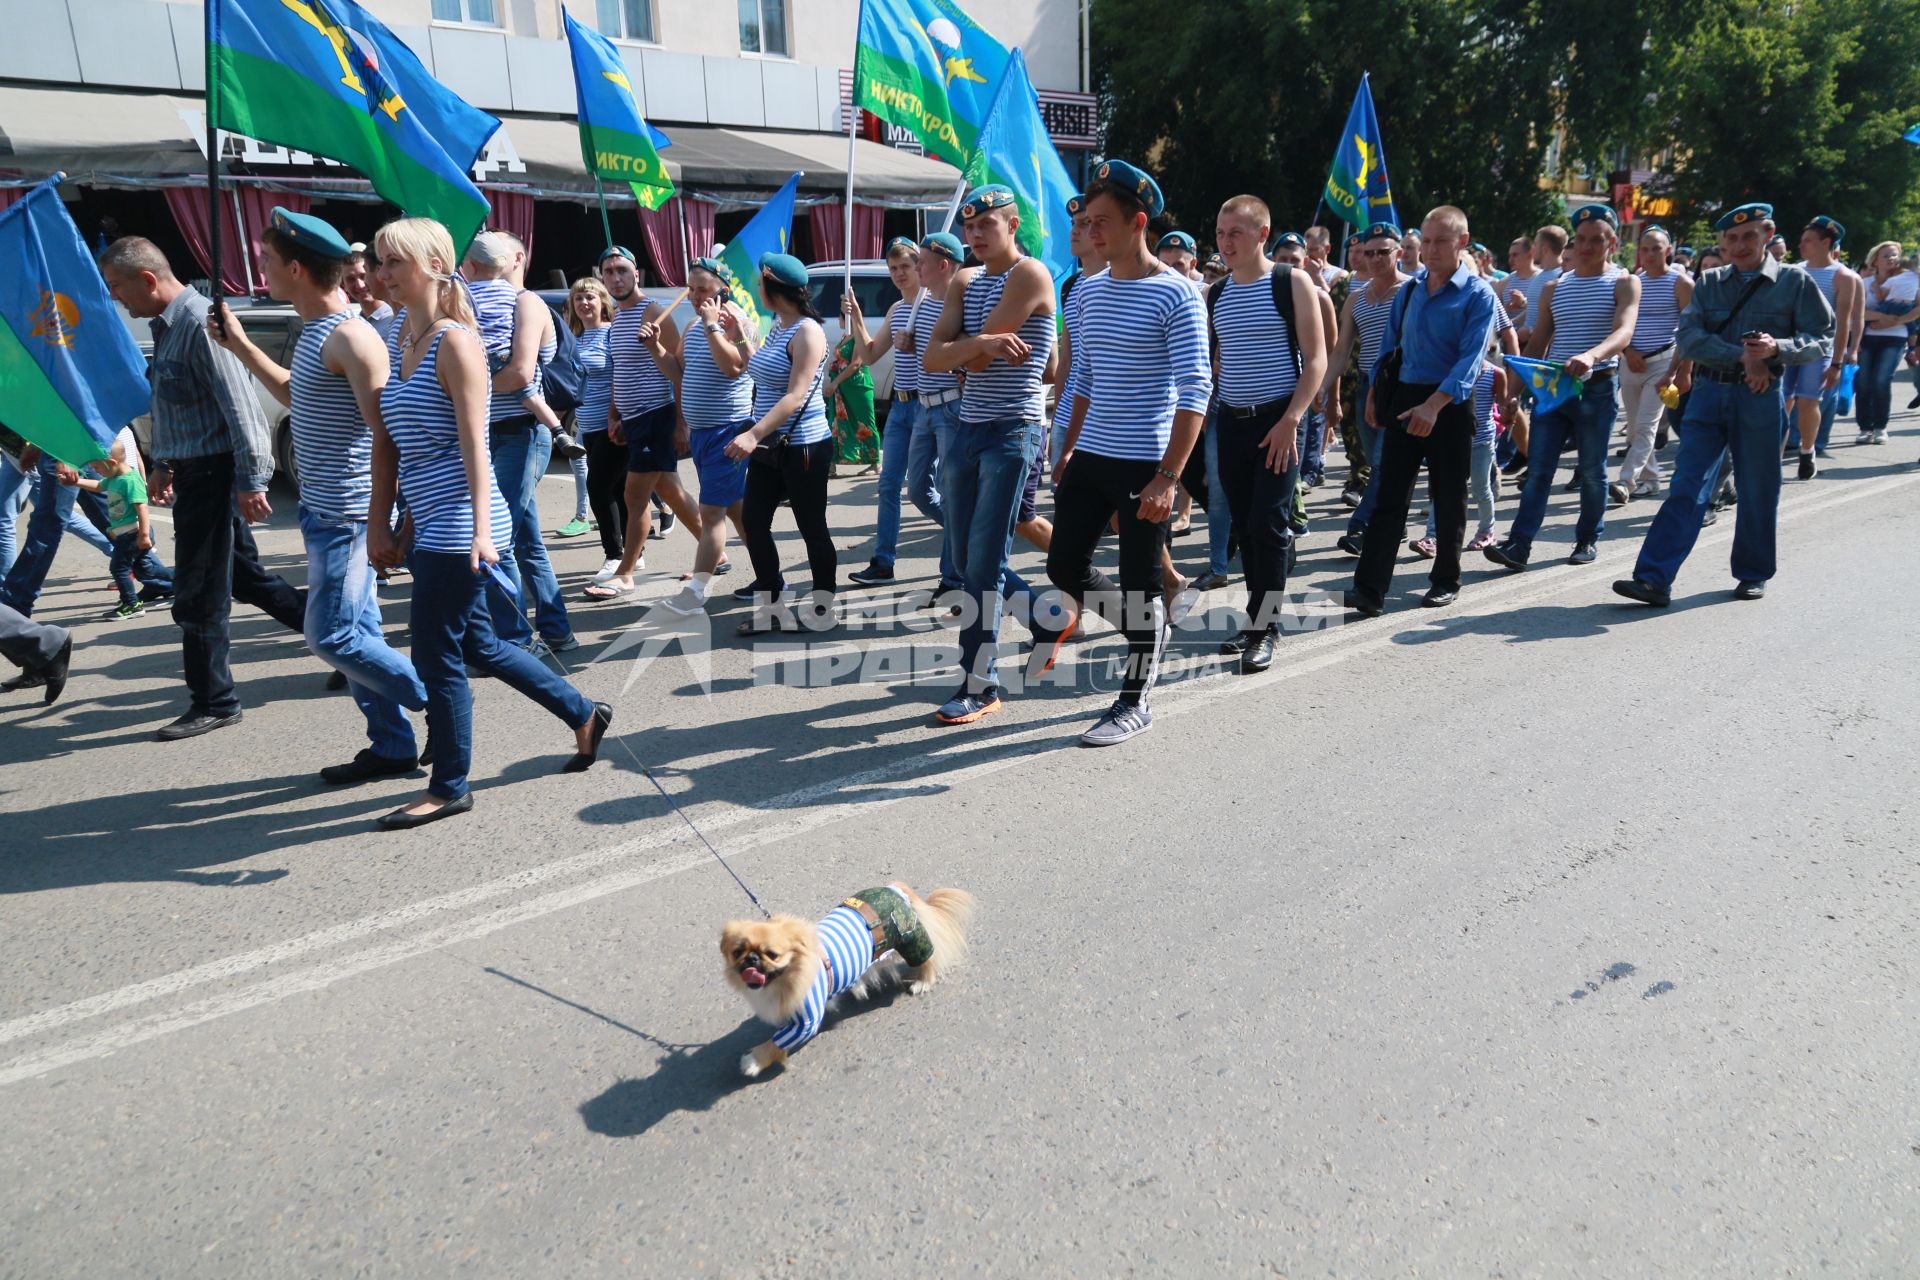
[1505,356,1585,414]
[961,49,1079,286]
[0,177,150,468]
[1323,74,1397,231]
[563,10,676,211]
[713,173,802,338]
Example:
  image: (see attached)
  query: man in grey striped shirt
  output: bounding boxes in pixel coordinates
[100,238,306,741]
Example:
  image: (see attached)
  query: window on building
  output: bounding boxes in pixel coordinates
[737,0,789,57]
[432,0,499,25]
[596,0,655,42]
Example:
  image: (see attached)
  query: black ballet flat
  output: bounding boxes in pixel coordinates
[562,701,614,773]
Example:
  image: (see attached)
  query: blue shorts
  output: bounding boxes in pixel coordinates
[689,422,749,509]
[1782,357,1830,402]
[622,403,679,473]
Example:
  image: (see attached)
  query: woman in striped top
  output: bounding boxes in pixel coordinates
[723,253,834,634]
[566,277,625,563]
[1614,227,1694,502]
[367,218,610,830]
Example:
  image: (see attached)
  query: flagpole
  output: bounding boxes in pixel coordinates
[842,97,858,289]
[593,176,613,250]
[204,0,225,331]
[939,177,967,233]
[674,195,692,281]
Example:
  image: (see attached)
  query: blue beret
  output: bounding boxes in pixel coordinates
[690,256,731,296]
[1806,215,1846,244]
[1469,241,1489,253]
[920,231,965,264]
[959,184,1017,221]
[883,235,920,256]
[1274,231,1306,249]
[1570,203,1618,231]
[1361,221,1400,242]
[1676,245,1696,255]
[1203,252,1226,273]
[1156,231,1196,253]
[268,206,351,259]
[598,244,636,265]
[1088,158,1165,219]
[1714,202,1773,231]
[1065,193,1085,217]
[758,252,808,289]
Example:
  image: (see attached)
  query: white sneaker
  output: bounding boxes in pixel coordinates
[592,559,621,582]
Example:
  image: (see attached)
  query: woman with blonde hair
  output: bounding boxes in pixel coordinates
[1856,240,1920,444]
[367,217,610,829]
[564,276,627,557]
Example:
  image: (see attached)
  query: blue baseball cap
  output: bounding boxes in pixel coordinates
[758,252,808,288]
[1570,203,1618,231]
[1087,158,1165,219]
[1156,231,1197,254]
[268,207,352,259]
[920,232,965,264]
[959,184,1017,221]
[1714,202,1773,231]
[1806,215,1846,244]
[1361,221,1401,242]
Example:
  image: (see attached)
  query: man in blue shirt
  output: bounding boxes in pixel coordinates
[1344,206,1500,615]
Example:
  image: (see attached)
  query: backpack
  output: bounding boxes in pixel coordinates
[1206,264,1301,384]
[539,303,586,417]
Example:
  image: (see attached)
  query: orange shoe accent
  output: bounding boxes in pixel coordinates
[935,695,1002,725]
[1034,612,1080,676]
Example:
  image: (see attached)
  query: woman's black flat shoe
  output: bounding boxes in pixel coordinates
[562,702,613,773]
[377,792,473,830]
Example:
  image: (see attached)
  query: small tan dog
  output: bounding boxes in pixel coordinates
[720,882,973,1077]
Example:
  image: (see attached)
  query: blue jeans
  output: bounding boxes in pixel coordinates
[1854,335,1905,434]
[1298,407,1326,483]
[410,549,594,801]
[1633,379,1783,590]
[299,505,426,759]
[1202,411,1232,576]
[108,530,171,605]
[4,456,113,613]
[1506,379,1620,555]
[1815,387,1839,453]
[872,399,945,568]
[0,459,31,577]
[921,399,963,590]
[488,422,573,646]
[1346,376,1385,535]
[941,416,1040,695]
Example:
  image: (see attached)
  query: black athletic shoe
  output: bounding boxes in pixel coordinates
[320,749,420,785]
[847,560,895,586]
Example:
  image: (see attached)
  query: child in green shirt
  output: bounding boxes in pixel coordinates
[62,441,158,619]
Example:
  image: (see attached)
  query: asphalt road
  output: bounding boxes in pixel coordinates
[3,415,1918,1277]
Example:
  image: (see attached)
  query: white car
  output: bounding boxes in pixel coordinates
[806,260,907,418]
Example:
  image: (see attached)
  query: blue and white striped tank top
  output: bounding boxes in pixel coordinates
[770,905,875,1051]
[1070,269,1214,461]
[288,309,372,521]
[384,306,407,371]
[1353,281,1403,376]
[378,328,514,555]
[681,314,755,430]
[574,326,613,433]
[1213,272,1299,407]
[747,318,830,445]
[1799,263,1839,309]
[1520,267,1560,330]
[1547,270,1623,371]
[610,301,675,417]
[887,296,922,395]
[959,265,1055,423]
[911,296,957,395]
[1631,270,1684,352]
[1471,363,1498,445]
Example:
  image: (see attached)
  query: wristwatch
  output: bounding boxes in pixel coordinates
[705,322,722,334]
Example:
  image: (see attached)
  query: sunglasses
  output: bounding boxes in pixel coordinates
[1360,248,1396,258]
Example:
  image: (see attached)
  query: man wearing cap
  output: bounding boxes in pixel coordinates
[1305,225,1348,290]
[1156,231,1202,282]
[1270,232,1307,267]
[99,236,309,740]
[1486,203,1640,571]
[922,183,1060,724]
[1323,220,1410,553]
[907,231,968,600]
[1615,202,1834,606]
[1790,215,1862,469]
[1049,159,1212,746]
[1767,234,1788,263]
[211,208,429,781]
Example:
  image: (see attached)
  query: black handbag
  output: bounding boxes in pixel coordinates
[751,344,823,470]
[1371,284,1413,415]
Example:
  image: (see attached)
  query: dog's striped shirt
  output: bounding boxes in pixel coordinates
[771,906,875,1052]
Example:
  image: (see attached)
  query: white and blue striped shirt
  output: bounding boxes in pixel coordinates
[1519,266,1560,331]
[379,328,514,555]
[911,296,957,395]
[960,264,1055,423]
[681,317,755,430]
[1471,363,1498,445]
[288,309,372,521]
[1213,271,1299,408]
[469,279,540,422]
[770,905,877,1052]
[1798,263,1840,310]
[1631,270,1684,352]
[610,301,675,418]
[1060,268,1102,409]
[1352,280,1405,379]
[888,296,922,395]
[748,318,830,446]
[1071,269,1213,461]
[1547,270,1625,371]
[574,326,613,433]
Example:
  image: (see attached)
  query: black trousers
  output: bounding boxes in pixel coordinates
[1354,382,1475,602]
[1045,451,1168,707]
[169,456,307,716]
[1216,403,1300,634]
[582,427,627,559]
[741,437,838,596]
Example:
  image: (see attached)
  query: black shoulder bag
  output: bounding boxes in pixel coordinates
[752,325,824,470]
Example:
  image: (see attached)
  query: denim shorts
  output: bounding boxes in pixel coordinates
[1781,356,1830,402]
[689,422,749,509]
[623,403,679,473]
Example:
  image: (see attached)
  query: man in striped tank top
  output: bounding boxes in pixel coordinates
[1612,225,1694,505]
[1048,160,1213,746]
[211,209,428,782]
[922,184,1060,725]
[1209,194,1328,673]
[1487,204,1640,570]
[1791,216,1864,468]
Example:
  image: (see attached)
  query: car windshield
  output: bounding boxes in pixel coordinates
[809,273,903,321]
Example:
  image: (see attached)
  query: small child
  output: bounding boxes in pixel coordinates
[463,233,583,456]
[62,442,163,619]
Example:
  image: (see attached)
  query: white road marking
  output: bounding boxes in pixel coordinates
[1,468,1912,1085]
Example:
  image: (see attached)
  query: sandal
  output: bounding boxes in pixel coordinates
[581,579,635,601]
